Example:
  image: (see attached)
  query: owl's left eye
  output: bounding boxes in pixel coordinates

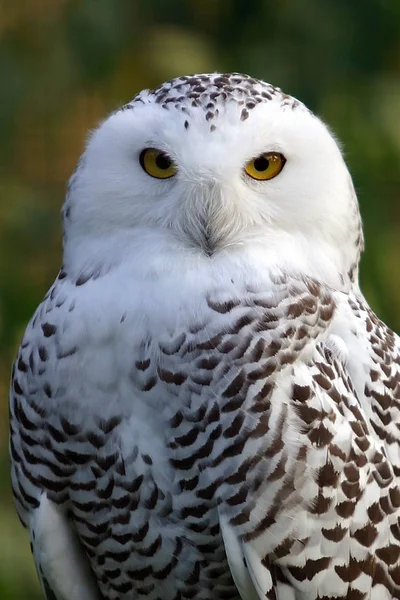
[139,148,177,179]
[244,152,286,181]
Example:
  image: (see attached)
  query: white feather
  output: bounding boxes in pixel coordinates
[219,510,259,600]
[32,494,100,600]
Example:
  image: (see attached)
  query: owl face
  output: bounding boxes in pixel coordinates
[64,74,361,284]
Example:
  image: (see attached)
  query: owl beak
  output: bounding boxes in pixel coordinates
[195,212,214,257]
[177,180,241,256]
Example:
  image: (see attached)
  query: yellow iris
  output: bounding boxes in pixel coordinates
[139,148,177,179]
[244,152,285,181]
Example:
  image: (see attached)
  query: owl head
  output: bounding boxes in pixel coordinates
[63,73,363,288]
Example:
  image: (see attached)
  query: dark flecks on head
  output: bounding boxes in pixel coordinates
[121,73,305,128]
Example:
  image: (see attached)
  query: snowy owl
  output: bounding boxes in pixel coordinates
[9,73,400,600]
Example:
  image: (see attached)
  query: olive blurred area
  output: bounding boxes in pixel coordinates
[1,1,399,598]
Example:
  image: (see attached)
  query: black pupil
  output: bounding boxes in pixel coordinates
[155,153,172,170]
[253,156,270,172]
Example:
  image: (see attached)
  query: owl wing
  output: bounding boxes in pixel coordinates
[346,293,400,473]
[9,276,103,600]
[10,387,102,600]
[217,319,400,600]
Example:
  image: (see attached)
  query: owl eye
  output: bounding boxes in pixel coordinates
[139,148,177,179]
[244,152,286,181]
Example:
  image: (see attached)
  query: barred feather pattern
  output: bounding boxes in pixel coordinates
[9,268,400,600]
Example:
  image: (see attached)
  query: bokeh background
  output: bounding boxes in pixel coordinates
[1,1,399,598]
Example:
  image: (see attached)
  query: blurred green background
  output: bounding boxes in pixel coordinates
[1,1,399,598]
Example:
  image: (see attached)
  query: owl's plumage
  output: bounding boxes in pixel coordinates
[9,73,400,600]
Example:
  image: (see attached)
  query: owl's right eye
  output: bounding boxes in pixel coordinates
[139,148,177,179]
